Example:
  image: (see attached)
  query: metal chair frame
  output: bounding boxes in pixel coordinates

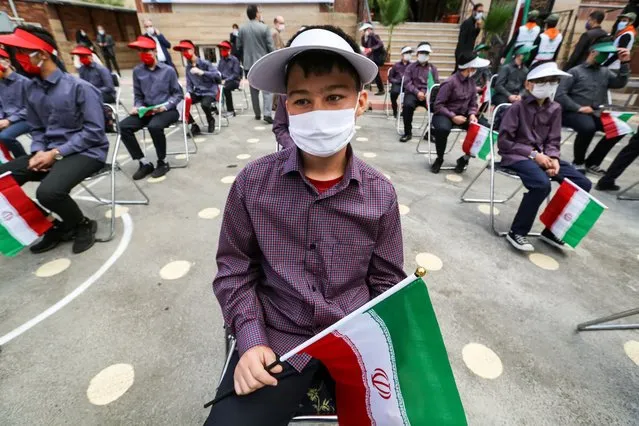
[383,67,393,117]
[395,75,429,136]
[218,334,338,424]
[617,179,639,200]
[576,308,639,331]
[484,74,498,119]
[111,72,129,119]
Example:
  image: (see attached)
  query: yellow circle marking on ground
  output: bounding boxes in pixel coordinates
[198,208,221,219]
[624,340,639,366]
[35,258,71,278]
[363,152,377,158]
[446,174,463,183]
[528,253,559,271]
[415,252,443,271]
[247,138,260,144]
[221,176,236,184]
[147,176,166,183]
[236,154,251,160]
[462,343,503,379]
[478,204,499,216]
[356,137,369,142]
[87,363,135,406]
[398,204,410,215]
[159,260,192,280]
[254,126,265,131]
[105,206,129,219]
[174,154,187,160]
[194,137,206,143]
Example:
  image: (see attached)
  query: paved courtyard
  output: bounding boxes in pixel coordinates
[1,72,638,425]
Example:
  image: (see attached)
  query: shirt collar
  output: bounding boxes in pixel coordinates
[281,144,363,185]
[4,72,17,83]
[36,68,63,88]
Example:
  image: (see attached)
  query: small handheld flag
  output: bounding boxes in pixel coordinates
[138,102,169,118]
[600,111,634,139]
[0,142,14,164]
[0,172,53,256]
[462,122,498,161]
[478,84,491,105]
[540,179,607,248]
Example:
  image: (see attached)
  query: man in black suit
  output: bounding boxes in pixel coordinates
[96,25,120,76]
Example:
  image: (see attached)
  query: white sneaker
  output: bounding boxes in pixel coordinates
[507,231,535,252]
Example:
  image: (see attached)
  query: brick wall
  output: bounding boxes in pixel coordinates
[0,0,51,32]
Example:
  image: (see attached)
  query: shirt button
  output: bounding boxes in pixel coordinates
[309,243,316,250]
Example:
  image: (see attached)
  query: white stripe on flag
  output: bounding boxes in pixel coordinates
[336,312,409,425]
[549,189,589,239]
[471,126,489,157]
[0,192,40,245]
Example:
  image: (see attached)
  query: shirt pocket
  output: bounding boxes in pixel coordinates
[48,100,79,129]
[326,243,375,299]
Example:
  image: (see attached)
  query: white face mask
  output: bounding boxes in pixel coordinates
[468,69,477,77]
[531,82,559,101]
[288,96,359,157]
[402,53,412,61]
[618,21,629,31]
[98,30,105,35]
[475,12,483,20]
[417,53,429,63]
[232,29,239,36]
[146,27,155,36]
[278,24,285,32]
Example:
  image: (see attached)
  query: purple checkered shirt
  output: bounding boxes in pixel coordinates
[213,146,406,371]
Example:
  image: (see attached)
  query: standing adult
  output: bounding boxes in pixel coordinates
[502,10,541,60]
[603,12,636,69]
[142,19,174,68]
[75,29,95,51]
[455,3,484,67]
[359,22,386,95]
[530,13,563,65]
[230,23,241,60]
[238,4,275,124]
[563,10,607,70]
[272,16,286,50]
[96,25,121,76]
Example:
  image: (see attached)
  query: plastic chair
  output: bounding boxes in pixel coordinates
[79,104,150,242]
[396,76,429,136]
[217,333,338,424]
[617,179,639,200]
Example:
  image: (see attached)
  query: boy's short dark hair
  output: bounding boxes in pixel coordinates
[285,25,362,91]
[590,10,605,24]
[232,23,239,29]
[247,4,258,20]
[473,3,483,11]
[16,24,66,72]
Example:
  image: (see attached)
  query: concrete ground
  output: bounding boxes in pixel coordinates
[1,71,638,425]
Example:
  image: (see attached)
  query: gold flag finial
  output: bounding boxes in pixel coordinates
[415,267,427,277]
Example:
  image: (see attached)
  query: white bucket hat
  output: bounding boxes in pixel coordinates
[247,28,379,95]
[458,56,490,69]
[359,23,373,32]
[527,61,571,80]
[416,43,432,53]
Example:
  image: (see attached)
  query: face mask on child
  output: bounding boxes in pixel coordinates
[402,53,412,61]
[531,82,559,102]
[417,53,429,63]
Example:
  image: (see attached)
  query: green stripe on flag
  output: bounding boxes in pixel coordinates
[371,278,467,425]
[617,113,633,122]
[427,72,435,91]
[476,131,497,160]
[562,200,605,248]
[0,223,24,257]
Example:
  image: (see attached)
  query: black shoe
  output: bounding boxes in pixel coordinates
[399,134,412,143]
[132,162,154,180]
[393,112,398,119]
[72,218,97,254]
[540,228,566,250]
[506,231,535,252]
[30,225,74,254]
[431,157,443,174]
[375,90,385,96]
[208,119,216,133]
[255,115,261,120]
[595,179,620,191]
[151,160,170,178]
[191,123,202,136]
[263,116,274,124]
[455,156,469,173]
[586,164,607,176]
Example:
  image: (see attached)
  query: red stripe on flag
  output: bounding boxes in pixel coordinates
[303,331,372,426]
[462,122,481,156]
[540,180,578,229]
[0,174,52,235]
[0,142,13,162]
[600,112,620,139]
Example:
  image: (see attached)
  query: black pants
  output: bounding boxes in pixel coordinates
[431,113,489,158]
[222,80,240,113]
[600,133,639,185]
[102,92,116,104]
[119,109,180,161]
[491,93,510,107]
[373,70,384,92]
[402,92,427,136]
[390,83,401,116]
[562,112,623,167]
[0,154,103,229]
[102,53,120,76]
[204,351,334,426]
[190,93,215,123]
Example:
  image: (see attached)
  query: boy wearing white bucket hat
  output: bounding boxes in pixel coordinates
[498,62,592,252]
[208,25,406,424]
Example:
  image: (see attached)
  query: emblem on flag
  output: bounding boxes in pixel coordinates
[371,368,392,400]
[462,122,498,161]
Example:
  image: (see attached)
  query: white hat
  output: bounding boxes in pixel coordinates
[400,46,413,54]
[247,28,379,94]
[458,56,490,69]
[416,43,432,53]
[527,61,571,80]
[359,23,373,32]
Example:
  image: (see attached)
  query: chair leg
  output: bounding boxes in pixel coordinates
[166,123,196,168]
[576,307,639,331]
[617,179,639,200]
[461,165,524,203]
[426,132,462,170]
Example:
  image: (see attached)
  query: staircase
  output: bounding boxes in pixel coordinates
[373,22,460,76]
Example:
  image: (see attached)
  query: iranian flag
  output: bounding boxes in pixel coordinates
[478,84,490,105]
[279,273,467,425]
[0,142,14,164]
[0,172,52,256]
[540,178,607,248]
[462,122,497,161]
[427,72,435,91]
[600,111,634,139]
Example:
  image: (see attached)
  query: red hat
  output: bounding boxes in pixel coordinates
[0,48,8,59]
[173,40,195,51]
[127,35,156,50]
[70,45,93,56]
[0,28,57,55]
[217,40,232,50]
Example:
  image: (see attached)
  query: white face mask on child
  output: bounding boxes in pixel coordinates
[288,95,360,157]
[531,82,559,101]
[402,53,412,61]
[417,53,429,63]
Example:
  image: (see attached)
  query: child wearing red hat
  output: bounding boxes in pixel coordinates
[0,47,32,158]
[217,40,242,117]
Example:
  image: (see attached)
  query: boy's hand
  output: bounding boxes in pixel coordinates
[234,345,283,396]
[546,158,560,177]
[452,115,467,125]
[534,153,553,169]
